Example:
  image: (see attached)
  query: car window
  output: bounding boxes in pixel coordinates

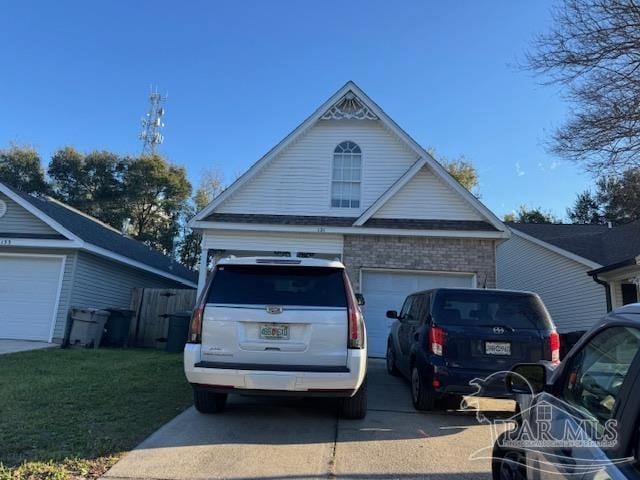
[433,291,553,329]
[408,295,425,324]
[562,326,640,424]
[424,293,432,318]
[399,296,414,322]
[208,265,347,307]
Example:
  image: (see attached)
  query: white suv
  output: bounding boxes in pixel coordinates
[184,257,368,419]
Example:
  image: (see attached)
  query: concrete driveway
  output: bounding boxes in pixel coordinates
[0,339,57,355]
[105,360,514,480]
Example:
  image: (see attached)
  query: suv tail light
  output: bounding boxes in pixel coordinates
[343,272,365,349]
[188,305,204,344]
[549,331,560,364]
[188,271,216,344]
[429,326,445,356]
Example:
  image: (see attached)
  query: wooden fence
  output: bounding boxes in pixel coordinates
[129,288,197,347]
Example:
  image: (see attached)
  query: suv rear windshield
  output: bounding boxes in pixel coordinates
[432,290,553,330]
[207,265,348,307]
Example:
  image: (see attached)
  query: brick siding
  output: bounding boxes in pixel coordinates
[342,235,496,291]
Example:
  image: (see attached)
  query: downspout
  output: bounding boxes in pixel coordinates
[592,273,612,312]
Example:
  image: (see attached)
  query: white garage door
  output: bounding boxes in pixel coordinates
[0,255,64,341]
[361,269,475,357]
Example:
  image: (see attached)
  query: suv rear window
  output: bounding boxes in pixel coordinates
[207,265,348,307]
[433,290,553,330]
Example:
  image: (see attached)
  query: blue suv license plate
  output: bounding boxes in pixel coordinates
[485,341,511,355]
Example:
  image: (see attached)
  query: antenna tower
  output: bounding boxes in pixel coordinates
[139,87,166,155]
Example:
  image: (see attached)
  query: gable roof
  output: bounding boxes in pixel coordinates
[509,221,640,268]
[0,182,197,286]
[191,81,507,235]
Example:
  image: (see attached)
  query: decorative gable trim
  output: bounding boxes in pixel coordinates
[320,92,379,121]
[353,158,427,226]
[191,81,507,235]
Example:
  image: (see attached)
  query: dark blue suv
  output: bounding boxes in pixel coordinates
[385,288,560,410]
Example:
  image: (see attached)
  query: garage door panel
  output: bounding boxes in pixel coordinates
[362,270,475,358]
[0,255,64,341]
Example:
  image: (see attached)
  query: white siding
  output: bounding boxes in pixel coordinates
[0,192,59,236]
[217,119,419,217]
[497,234,607,333]
[373,167,483,220]
[202,229,343,254]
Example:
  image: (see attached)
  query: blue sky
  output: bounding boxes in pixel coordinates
[0,0,592,219]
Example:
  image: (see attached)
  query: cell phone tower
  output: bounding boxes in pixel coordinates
[139,87,167,155]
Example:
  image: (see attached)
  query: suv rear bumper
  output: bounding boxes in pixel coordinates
[416,354,513,398]
[184,343,366,397]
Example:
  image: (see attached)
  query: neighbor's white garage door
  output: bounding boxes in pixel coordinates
[361,269,475,357]
[0,255,65,341]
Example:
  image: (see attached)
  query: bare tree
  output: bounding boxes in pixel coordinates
[526,0,640,174]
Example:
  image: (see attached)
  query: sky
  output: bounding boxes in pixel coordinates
[0,0,593,220]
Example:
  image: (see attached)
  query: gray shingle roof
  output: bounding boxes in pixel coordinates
[205,213,498,231]
[5,184,197,283]
[508,221,640,267]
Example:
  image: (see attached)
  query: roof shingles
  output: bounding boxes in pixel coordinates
[4,184,196,283]
[508,221,640,267]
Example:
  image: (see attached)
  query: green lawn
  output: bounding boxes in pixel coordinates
[0,348,193,479]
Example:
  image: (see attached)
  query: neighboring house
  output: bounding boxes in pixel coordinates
[190,81,509,357]
[0,182,197,344]
[497,222,640,333]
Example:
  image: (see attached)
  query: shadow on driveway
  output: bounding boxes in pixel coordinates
[104,360,514,480]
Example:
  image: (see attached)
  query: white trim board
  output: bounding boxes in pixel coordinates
[194,221,509,239]
[191,81,508,235]
[0,252,66,343]
[82,245,197,288]
[509,228,602,269]
[0,239,82,249]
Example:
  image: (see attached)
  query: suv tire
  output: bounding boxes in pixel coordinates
[492,432,527,480]
[411,366,435,411]
[340,378,367,419]
[386,342,401,376]
[194,389,228,414]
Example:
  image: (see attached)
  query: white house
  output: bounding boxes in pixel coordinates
[191,81,509,357]
[497,222,640,333]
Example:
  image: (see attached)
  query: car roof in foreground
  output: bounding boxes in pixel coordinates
[414,287,539,296]
[216,256,345,268]
[611,303,640,317]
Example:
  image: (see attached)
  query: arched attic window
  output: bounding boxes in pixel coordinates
[331,141,361,208]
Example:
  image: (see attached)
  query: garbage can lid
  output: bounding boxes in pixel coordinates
[71,307,110,315]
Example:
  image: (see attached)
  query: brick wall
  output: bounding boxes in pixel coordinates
[342,235,496,290]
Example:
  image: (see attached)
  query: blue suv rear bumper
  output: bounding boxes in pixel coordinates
[415,353,513,398]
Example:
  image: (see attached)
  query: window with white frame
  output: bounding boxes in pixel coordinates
[331,141,361,208]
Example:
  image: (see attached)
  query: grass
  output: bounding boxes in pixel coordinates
[0,348,193,479]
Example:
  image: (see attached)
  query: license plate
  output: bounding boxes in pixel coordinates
[485,341,511,355]
[260,324,289,340]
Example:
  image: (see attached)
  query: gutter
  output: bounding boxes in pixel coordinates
[590,272,612,312]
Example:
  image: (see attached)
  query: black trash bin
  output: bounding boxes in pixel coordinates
[166,311,192,353]
[103,309,135,347]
